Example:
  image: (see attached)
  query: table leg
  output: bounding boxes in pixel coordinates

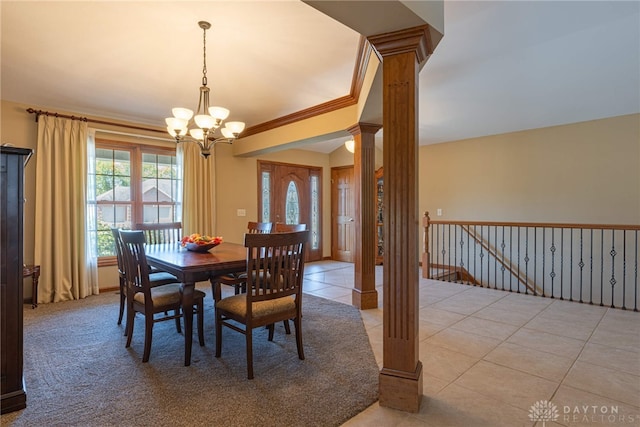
[182,282,195,366]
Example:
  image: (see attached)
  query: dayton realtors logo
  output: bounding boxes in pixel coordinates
[529,400,639,425]
[529,400,559,426]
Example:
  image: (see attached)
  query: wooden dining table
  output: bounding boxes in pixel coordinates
[145,242,247,366]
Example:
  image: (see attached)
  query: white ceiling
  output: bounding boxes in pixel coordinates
[2,1,639,154]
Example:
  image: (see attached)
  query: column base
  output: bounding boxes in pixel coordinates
[379,362,423,412]
[352,288,378,309]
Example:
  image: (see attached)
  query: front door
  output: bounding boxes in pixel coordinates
[331,166,355,262]
[258,161,322,261]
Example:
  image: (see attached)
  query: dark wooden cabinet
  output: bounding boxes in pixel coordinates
[375,167,383,265]
[1,146,32,414]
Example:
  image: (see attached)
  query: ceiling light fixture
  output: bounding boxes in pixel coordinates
[165,21,245,159]
[344,139,355,153]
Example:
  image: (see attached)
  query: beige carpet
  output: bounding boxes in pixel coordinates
[1,288,379,426]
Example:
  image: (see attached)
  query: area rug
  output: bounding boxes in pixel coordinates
[1,289,379,427]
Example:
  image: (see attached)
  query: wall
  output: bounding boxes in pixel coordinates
[3,97,638,299]
[419,114,640,224]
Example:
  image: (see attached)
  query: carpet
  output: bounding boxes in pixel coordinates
[1,288,379,426]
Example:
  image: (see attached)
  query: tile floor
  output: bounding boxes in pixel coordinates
[301,261,640,427]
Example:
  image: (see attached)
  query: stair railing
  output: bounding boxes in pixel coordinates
[422,212,640,311]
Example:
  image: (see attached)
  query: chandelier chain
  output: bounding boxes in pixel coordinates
[202,25,208,86]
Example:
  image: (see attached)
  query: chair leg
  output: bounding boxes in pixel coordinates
[117,278,125,326]
[142,314,154,363]
[246,327,254,380]
[210,279,217,305]
[267,323,275,341]
[174,308,182,333]
[283,319,291,334]
[294,316,304,360]
[197,300,205,347]
[215,309,222,357]
[125,306,135,348]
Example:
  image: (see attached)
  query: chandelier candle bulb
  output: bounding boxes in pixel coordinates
[164,20,245,158]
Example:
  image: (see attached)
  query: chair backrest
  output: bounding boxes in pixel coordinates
[247,221,272,234]
[244,230,309,304]
[110,227,126,278]
[119,230,153,300]
[134,222,182,244]
[273,223,306,233]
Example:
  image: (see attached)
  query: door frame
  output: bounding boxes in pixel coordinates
[257,160,322,261]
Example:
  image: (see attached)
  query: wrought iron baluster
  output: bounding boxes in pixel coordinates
[634,230,638,312]
[560,228,564,300]
[609,230,617,308]
[590,229,594,305]
[579,229,585,304]
[600,229,605,306]
[550,228,556,299]
[524,227,530,295]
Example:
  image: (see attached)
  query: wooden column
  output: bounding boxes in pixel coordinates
[349,123,382,310]
[369,26,433,413]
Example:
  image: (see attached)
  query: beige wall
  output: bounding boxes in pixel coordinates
[3,98,638,299]
[419,114,640,224]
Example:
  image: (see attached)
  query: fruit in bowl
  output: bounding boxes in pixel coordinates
[181,234,223,252]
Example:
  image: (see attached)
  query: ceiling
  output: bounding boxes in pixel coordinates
[2,1,639,154]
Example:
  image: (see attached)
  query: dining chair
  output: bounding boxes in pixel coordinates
[214,230,309,379]
[134,222,183,276]
[273,223,307,232]
[111,228,178,331]
[134,222,182,244]
[212,221,273,296]
[119,229,206,364]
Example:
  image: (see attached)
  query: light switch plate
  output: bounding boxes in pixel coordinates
[237,209,246,217]
[437,209,442,216]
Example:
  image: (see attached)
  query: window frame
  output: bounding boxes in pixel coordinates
[93,138,180,265]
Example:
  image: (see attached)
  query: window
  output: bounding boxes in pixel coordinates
[90,140,180,258]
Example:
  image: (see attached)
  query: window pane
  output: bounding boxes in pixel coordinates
[285,181,299,224]
[310,175,319,250]
[143,205,159,223]
[96,203,131,256]
[261,171,270,222]
[142,178,157,202]
[114,177,130,201]
[157,155,173,178]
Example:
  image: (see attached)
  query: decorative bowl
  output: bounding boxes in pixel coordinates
[185,242,220,252]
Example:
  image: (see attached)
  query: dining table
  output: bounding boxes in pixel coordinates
[144,241,247,366]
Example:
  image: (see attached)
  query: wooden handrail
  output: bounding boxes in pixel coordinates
[427,219,640,231]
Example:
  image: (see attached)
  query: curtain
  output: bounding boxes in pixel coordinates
[34,116,99,303]
[180,142,216,236]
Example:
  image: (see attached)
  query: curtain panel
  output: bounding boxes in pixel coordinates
[180,142,216,237]
[34,116,99,303]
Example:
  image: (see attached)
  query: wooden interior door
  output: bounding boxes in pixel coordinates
[331,166,355,263]
[258,161,322,262]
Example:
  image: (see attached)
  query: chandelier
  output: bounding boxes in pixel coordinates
[165,21,245,158]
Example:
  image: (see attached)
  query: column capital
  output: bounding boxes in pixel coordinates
[368,25,434,63]
[346,122,383,137]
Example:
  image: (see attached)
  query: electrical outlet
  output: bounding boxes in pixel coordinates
[437,208,442,216]
[237,209,246,217]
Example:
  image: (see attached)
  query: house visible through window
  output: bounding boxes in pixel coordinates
[90,140,180,258]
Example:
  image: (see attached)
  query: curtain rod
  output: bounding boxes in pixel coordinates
[26,108,165,134]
